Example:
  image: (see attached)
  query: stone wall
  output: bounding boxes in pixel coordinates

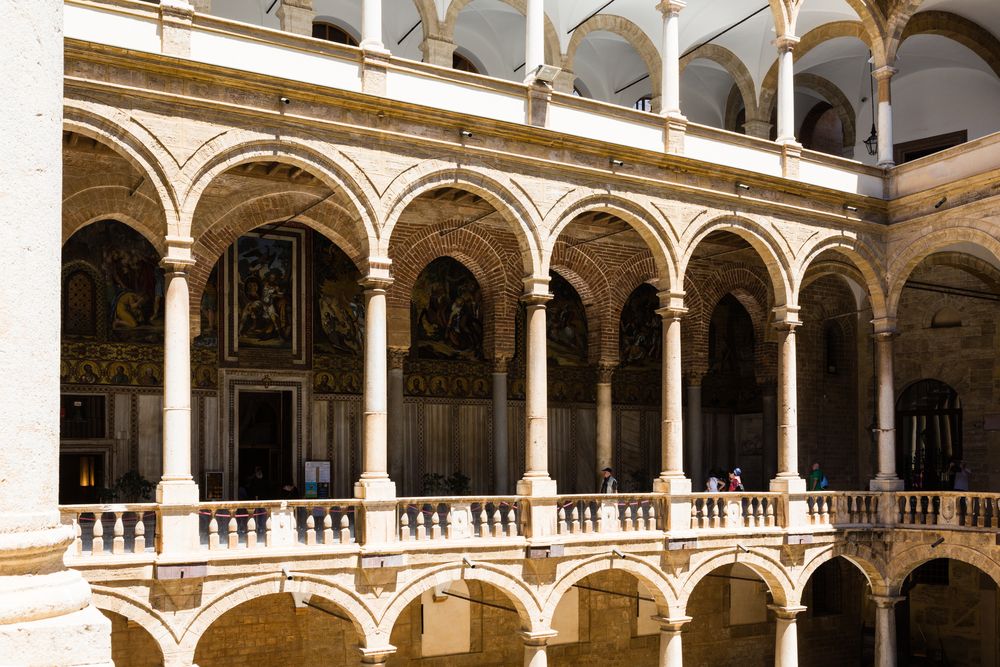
[105,611,162,667]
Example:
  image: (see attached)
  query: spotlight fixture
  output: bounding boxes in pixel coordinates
[611,549,627,559]
[460,130,474,139]
[279,96,291,105]
[610,159,625,168]
[934,196,947,209]
[461,556,477,568]
[844,204,859,212]
[737,544,750,554]
[532,64,562,85]
[931,537,945,549]
[737,183,751,192]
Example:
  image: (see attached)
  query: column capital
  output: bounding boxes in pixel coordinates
[773,34,800,52]
[870,594,905,609]
[768,604,807,620]
[522,275,551,301]
[492,354,511,374]
[358,644,396,664]
[772,305,802,330]
[871,316,898,337]
[522,292,553,306]
[656,0,687,16]
[387,346,409,370]
[872,65,898,81]
[360,276,393,292]
[653,615,692,631]
[520,629,558,646]
[597,361,616,383]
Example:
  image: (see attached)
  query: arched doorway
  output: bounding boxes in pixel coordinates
[896,380,962,490]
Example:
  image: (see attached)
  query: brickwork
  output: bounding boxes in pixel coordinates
[105,611,163,667]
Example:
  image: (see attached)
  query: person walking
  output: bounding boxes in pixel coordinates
[600,467,619,494]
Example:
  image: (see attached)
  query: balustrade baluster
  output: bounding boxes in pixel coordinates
[322,509,334,544]
[73,514,83,556]
[416,508,427,541]
[479,505,490,538]
[431,510,442,540]
[572,503,582,534]
[820,496,829,524]
[208,510,219,549]
[133,512,145,553]
[507,505,519,537]
[89,512,104,555]
[246,514,258,549]
[710,498,721,529]
[445,508,455,540]
[340,514,351,543]
[690,500,699,530]
[305,511,317,545]
[111,511,125,554]
[265,513,273,547]
[557,506,566,535]
[227,511,239,549]
[399,511,410,541]
[492,508,503,538]
[766,499,776,527]
[584,505,594,533]
[647,503,657,531]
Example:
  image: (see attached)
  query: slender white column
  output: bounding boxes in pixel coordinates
[524,0,544,81]
[596,362,615,483]
[770,311,805,498]
[686,381,702,485]
[769,606,806,667]
[521,633,554,667]
[656,616,691,667]
[873,66,897,168]
[517,293,556,496]
[657,1,685,116]
[871,322,903,491]
[360,0,385,51]
[0,0,112,661]
[159,263,196,494]
[656,303,687,484]
[387,347,407,492]
[774,36,799,144]
[355,278,395,499]
[762,383,778,480]
[872,596,903,667]
[359,646,394,666]
[493,356,510,494]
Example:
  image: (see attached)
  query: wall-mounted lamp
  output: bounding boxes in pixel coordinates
[611,549,627,559]
[532,64,562,85]
[737,544,750,553]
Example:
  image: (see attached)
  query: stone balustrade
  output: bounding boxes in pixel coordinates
[59,490,1000,564]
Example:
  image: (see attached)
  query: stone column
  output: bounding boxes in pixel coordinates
[595,362,615,485]
[873,66,897,168]
[774,35,799,144]
[276,0,314,37]
[871,320,903,491]
[355,277,395,500]
[517,287,556,497]
[656,616,691,667]
[493,356,510,495]
[770,311,805,495]
[0,0,112,662]
[685,380,702,486]
[744,117,773,140]
[160,0,195,57]
[360,0,385,51]
[654,296,689,494]
[387,347,408,493]
[524,0,544,81]
[521,632,555,667]
[872,595,903,667]
[420,34,455,67]
[657,1,685,116]
[769,605,806,667]
[761,382,778,481]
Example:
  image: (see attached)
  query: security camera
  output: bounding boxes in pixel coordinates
[279,96,291,105]
[609,159,625,168]
[611,549,626,560]
[462,556,476,569]
[282,566,294,580]
[460,130,474,139]
[737,544,750,554]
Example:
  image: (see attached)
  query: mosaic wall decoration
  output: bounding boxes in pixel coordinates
[620,283,661,368]
[313,237,364,357]
[60,342,163,386]
[546,271,588,366]
[411,257,484,361]
[62,220,164,344]
[403,359,492,399]
[313,354,363,394]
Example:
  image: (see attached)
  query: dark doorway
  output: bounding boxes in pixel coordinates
[896,379,961,490]
[59,452,105,504]
[238,391,293,500]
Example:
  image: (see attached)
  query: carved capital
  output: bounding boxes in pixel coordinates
[388,347,409,370]
[773,35,800,53]
[597,362,616,383]
[656,0,686,17]
[492,354,511,374]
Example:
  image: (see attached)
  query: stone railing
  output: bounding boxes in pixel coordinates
[60,490,1000,563]
[555,495,661,535]
[397,497,521,542]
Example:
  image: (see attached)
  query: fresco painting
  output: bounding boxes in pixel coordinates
[620,283,661,368]
[194,263,220,349]
[314,237,364,356]
[412,257,484,361]
[62,220,164,343]
[235,234,294,350]
[546,271,588,366]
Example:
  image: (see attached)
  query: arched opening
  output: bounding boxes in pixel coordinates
[684,563,776,660]
[412,257,484,362]
[896,379,962,491]
[387,579,528,663]
[312,21,358,46]
[680,58,740,129]
[102,609,163,667]
[452,0,525,81]
[571,31,653,109]
[896,558,1000,664]
[797,557,875,666]
[194,593,361,666]
[800,100,844,155]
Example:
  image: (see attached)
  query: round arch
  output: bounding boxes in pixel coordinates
[680,216,793,310]
[92,586,180,649]
[795,546,889,601]
[886,226,1000,318]
[887,543,1000,596]
[681,548,795,609]
[380,164,544,278]
[680,44,759,123]
[892,10,1000,75]
[62,200,168,258]
[792,73,857,154]
[178,574,379,654]
[442,0,562,69]
[544,192,678,293]
[179,136,379,251]
[542,555,682,623]
[550,243,611,364]
[795,234,887,320]
[63,104,180,236]
[563,14,662,107]
[376,564,544,638]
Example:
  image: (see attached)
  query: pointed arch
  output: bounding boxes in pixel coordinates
[442,0,561,68]
[62,188,168,257]
[795,546,889,601]
[681,547,795,608]
[795,233,887,320]
[887,543,1000,596]
[550,242,611,364]
[896,11,1000,78]
[681,43,759,120]
[91,586,180,648]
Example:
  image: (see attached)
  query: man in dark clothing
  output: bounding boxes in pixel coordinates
[600,467,619,494]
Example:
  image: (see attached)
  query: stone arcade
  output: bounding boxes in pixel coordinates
[2,0,1000,665]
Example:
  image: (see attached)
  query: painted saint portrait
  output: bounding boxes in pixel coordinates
[620,283,662,368]
[411,257,484,361]
[62,220,164,343]
[194,264,219,349]
[235,234,293,349]
[546,272,588,366]
[314,237,364,357]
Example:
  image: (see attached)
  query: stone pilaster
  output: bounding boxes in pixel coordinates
[276,0,314,37]
[596,361,615,487]
[160,0,194,57]
[493,355,511,495]
[420,35,455,67]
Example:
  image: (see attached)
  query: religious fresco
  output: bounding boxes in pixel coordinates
[62,220,164,344]
[546,272,588,366]
[314,237,364,357]
[194,264,219,349]
[60,342,164,386]
[411,257,484,361]
[619,283,661,368]
[235,234,293,349]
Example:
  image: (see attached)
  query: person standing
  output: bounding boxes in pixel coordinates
[600,467,619,494]
[951,459,971,491]
[808,462,826,491]
[728,468,744,492]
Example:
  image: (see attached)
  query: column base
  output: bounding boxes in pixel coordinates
[869,477,904,491]
[156,478,200,504]
[0,605,113,667]
[768,475,806,493]
[652,475,691,495]
[354,478,397,500]
[516,476,557,497]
